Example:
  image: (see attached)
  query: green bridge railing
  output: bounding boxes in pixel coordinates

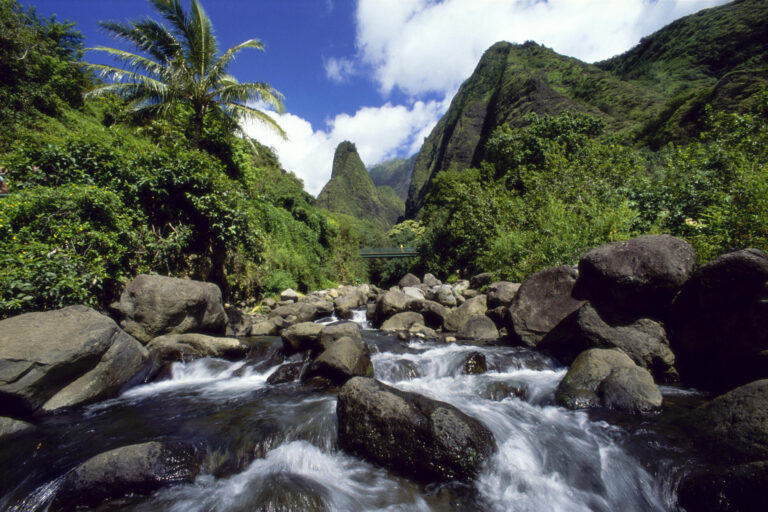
[359,247,417,259]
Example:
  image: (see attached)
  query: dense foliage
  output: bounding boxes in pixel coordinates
[0,0,366,318]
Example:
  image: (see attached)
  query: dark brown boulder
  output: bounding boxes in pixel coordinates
[668,248,768,391]
[574,235,696,319]
[304,337,373,386]
[508,266,585,347]
[677,461,768,512]
[337,377,495,483]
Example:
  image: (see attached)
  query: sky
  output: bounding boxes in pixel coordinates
[26,0,729,196]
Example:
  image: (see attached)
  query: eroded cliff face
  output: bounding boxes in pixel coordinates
[316,141,404,229]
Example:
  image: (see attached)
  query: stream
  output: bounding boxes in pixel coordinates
[0,308,706,511]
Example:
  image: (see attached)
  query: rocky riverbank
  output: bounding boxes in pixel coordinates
[1,234,767,511]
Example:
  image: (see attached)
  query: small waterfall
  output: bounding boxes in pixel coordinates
[350,307,371,330]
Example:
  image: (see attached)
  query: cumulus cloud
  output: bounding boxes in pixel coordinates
[353,0,729,96]
[324,56,356,83]
[241,95,452,196]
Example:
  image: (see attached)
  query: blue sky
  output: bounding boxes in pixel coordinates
[25,0,728,195]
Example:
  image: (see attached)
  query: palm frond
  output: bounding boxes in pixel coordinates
[84,63,171,97]
[224,102,287,140]
[205,39,264,88]
[189,0,218,77]
[217,80,285,114]
[99,19,180,63]
[87,46,165,78]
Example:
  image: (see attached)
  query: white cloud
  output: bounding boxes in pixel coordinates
[241,95,452,196]
[353,0,730,96]
[324,57,356,83]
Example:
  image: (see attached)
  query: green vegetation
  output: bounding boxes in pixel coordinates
[0,0,366,318]
[368,155,415,202]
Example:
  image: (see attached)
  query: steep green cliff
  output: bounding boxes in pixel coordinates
[368,155,415,202]
[316,141,404,229]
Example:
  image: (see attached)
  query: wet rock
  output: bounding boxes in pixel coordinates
[469,272,494,290]
[487,282,520,308]
[399,273,421,287]
[0,306,151,416]
[479,381,527,401]
[117,274,227,343]
[250,473,329,512]
[269,302,319,323]
[539,303,677,382]
[409,324,439,339]
[574,235,696,319]
[373,290,414,326]
[0,417,35,444]
[456,315,499,343]
[677,461,768,512]
[485,306,508,329]
[682,379,768,464]
[381,312,425,331]
[366,303,377,321]
[668,248,768,392]
[337,377,496,482]
[444,295,487,332]
[52,441,201,511]
[302,297,335,317]
[319,322,362,352]
[408,300,450,329]
[266,361,305,385]
[281,322,324,355]
[423,273,442,287]
[304,337,373,386]
[225,306,253,337]
[251,317,282,336]
[334,288,366,318]
[508,265,585,347]
[147,333,249,363]
[555,348,661,413]
[280,288,300,302]
[462,352,487,374]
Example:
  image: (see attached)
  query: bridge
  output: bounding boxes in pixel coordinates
[359,247,417,259]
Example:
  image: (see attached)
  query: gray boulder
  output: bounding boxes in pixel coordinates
[539,303,677,382]
[334,288,366,318]
[682,379,768,464]
[487,282,520,308]
[0,416,35,444]
[250,317,283,336]
[52,441,201,511]
[423,273,442,287]
[677,461,768,512]
[462,352,487,375]
[280,288,300,302]
[266,361,304,385]
[574,235,696,319]
[668,248,768,392]
[436,284,457,307]
[269,302,319,323]
[508,265,585,347]
[555,348,661,413]
[469,272,494,290]
[225,306,253,337]
[281,322,324,355]
[147,333,248,363]
[408,300,449,329]
[401,286,425,301]
[456,315,499,343]
[0,306,151,416]
[304,337,373,386]
[398,273,421,287]
[337,377,496,482]
[381,312,425,331]
[117,274,227,343]
[444,295,487,332]
[319,321,362,350]
[373,290,414,326]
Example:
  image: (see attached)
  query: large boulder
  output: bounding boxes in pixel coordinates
[318,322,362,351]
[407,300,450,329]
[487,282,520,308]
[682,379,768,464]
[677,461,768,512]
[337,377,496,482]
[398,273,421,288]
[401,286,425,301]
[381,312,425,332]
[373,290,414,326]
[334,288,366,318]
[146,333,248,363]
[225,306,253,337]
[668,248,768,392]
[117,275,227,343]
[508,266,585,347]
[304,337,373,386]
[539,303,677,382]
[250,317,284,336]
[469,272,494,290]
[574,235,696,319]
[269,302,319,323]
[423,273,442,287]
[0,417,35,444]
[0,306,151,416]
[555,348,662,413]
[435,284,457,307]
[456,315,499,343]
[52,441,201,511]
[444,295,487,332]
[280,322,324,355]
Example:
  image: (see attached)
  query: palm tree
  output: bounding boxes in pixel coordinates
[85,0,285,149]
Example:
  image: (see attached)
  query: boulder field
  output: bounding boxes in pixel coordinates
[1,234,767,507]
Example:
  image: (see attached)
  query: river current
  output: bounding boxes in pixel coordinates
[0,308,705,511]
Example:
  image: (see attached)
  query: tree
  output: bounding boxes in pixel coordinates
[85,0,285,148]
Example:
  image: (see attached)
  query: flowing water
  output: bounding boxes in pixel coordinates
[0,309,705,511]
